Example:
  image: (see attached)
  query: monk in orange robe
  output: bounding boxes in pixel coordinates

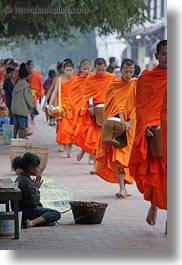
[129,40,167,228]
[96,59,137,198]
[48,61,75,158]
[69,59,92,129]
[42,59,73,113]
[69,59,92,161]
[74,58,115,173]
[0,58,12,103]
[26,60,44,106]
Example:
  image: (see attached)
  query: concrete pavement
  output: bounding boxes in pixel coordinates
[0,103,167,257]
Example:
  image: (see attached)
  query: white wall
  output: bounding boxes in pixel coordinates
[95,32,127,66]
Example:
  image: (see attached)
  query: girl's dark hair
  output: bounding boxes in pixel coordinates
[12,152,40,172]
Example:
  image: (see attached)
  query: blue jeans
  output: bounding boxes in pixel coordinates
[22,206,61,224]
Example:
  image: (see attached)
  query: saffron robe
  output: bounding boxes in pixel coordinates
[68,75,87,129]
[129,65,167,209]
[96,77,137,184]
[160,88,167,209]
[74,72,115,154]
[56,77,75,144]
[28,70,44,106]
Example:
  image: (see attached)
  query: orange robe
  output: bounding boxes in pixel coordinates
[68,75,86,129]
[129,65,167,209]
[160,88,167,209]
[56,77,75,144]
[74,72,115,154]
[28,70,44,106]
[96,77,137,184]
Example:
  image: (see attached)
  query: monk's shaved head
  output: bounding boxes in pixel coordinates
[94,58,107,67]
[80,59,91,67]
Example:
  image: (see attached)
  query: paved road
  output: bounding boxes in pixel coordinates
[0,103,168,258]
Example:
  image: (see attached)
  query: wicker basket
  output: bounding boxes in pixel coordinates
[70,201,108,224]
[9,144,49,174]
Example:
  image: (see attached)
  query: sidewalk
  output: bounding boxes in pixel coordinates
[0,104,167,256]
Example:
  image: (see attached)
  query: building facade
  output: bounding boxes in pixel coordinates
[124,0,167,70]
[95,0,167,71]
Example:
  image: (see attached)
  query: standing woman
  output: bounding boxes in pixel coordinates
[11,63,34,138]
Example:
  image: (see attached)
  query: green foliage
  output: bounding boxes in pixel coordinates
[9,31,97,77]
[0,0,151,43]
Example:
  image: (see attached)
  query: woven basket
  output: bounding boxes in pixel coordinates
[9,144,49,174]
[70,201,108,224]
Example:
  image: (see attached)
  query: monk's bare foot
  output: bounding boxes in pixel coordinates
[115,189,126,199]
[115,187,132,198]
[23,220,33,229]
[146,205,157,226]
[124,188,132,197]
[61,152,68,158]
[68,153,73,158]
[76,150,84,161]
[58,145,63,152]
[88,154,94,165]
